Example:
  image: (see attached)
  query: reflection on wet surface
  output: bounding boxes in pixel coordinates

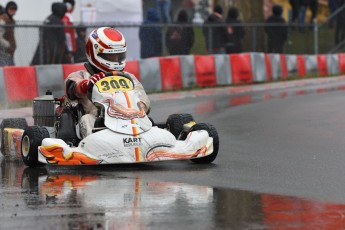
[2,82,345,125]
[1,157,345,229]
[190,83,345,115]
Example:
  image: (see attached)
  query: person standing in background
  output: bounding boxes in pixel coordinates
[62,0,77,63]
[308,0,318,24]
[289,0,299,26]
[265,5,288,53]
[31,2,67,65]
[156,0,171,23]
[225,7,245,54]
[0,4,4,15]
[298,0,310,32]
[74,26,87,63]
[203,5,228,54]
[139,8,162,59]
[182,0,197,22]
[0,1,18,66]
[166,9,194,55]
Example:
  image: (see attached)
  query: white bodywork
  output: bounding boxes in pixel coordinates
[37,75,214,165]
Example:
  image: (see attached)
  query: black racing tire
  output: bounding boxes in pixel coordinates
[166,114,195,139]
[21,126,49,167]
[189,123,219,164]
[0,118,28,156]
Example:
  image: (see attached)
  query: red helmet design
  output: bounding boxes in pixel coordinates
[86,27,127,72]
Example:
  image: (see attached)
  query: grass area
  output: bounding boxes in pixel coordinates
[189,24,337,55]
[191,27,207,55]
[286,25,335,54]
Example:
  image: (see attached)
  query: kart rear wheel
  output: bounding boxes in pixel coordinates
[0,118,28,156]
[190,123,219,164]
[21,126,49,167]
[166,114,195,139]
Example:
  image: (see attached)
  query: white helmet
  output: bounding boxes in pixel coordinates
[86,27,127,72]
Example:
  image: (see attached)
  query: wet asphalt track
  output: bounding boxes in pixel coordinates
[1,77,345,229]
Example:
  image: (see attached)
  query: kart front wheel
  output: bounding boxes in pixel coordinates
[190,123,219,164]
[21,126,49,167]
[166,114,195,139]
[0,118,28,156]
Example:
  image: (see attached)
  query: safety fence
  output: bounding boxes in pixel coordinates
[1,52,345,104]
[3,21,345,67]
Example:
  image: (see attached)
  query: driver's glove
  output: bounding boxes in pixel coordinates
[90,72,106,84]
[75,79,89,97]
[74,72,106,97]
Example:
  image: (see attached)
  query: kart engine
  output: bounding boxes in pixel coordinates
[32,91,80,146]
[32,92,55,127]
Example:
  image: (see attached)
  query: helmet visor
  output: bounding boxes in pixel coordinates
[98,52,126,63]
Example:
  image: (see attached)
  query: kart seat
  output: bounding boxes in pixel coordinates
[57,108,80,146]
[92,116,106,133]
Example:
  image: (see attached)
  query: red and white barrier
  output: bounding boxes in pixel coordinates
[1,52,345,104]
[215,54,231,85]
[297,55,306,77]
[2,66,38,103]
[194,55,217,87]
[0,68,6,103]
[159,56,183,91]
[230,53,253,84]
[339,53,345,74]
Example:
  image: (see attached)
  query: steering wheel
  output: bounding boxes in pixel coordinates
[87,71,135,101]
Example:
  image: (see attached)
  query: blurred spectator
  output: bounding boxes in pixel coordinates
[298,0,309,31]
[0,4,4,15]
[203,5,228,54]
[62,0,77,63]
[328,0,337,27]
[74,26,87,63]
[309,0,318,24]
[166,9,194,55]
[265,5,288,53]
[335,0,345,46]
[0,1,18,66]
[31,2,67,65]
[182,0,197,22]
[225,7,245,54]
[289,0,299,25]
[156,0,171,23]
[139,8,162,59]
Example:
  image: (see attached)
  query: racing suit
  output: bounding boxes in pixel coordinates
[65,68,151,139]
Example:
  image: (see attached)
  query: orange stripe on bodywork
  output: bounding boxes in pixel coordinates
[135,147,141,162]
[124,90,141,161]
[124,91,132,108]
[131,119,139,136]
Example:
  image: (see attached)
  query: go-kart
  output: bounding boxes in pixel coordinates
[0,71,219,166]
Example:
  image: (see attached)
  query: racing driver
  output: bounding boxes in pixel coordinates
[65,27,151,139]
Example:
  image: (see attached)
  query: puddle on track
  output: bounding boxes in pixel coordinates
[0,158,344,229]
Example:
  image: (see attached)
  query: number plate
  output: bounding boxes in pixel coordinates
[95,76,133,93]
